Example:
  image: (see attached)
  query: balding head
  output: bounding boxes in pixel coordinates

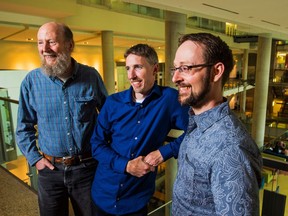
[37,22,75,79]
[38,22,74,51]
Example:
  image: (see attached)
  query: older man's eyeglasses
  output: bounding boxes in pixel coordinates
[170,63,214,76]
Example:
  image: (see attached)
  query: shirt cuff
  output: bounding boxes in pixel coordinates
[113,156,129,174]
[158,145,173,161]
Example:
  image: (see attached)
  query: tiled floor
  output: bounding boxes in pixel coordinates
[0,160,39,216]
[2,155,288,215]
[1,155,77,216]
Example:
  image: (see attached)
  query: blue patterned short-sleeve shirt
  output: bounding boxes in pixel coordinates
[172,100,262,216]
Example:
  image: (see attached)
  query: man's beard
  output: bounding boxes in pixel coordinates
[41,52,71,77]
[180,70,211,107]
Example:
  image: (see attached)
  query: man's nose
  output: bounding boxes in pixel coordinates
[172,70,181,83]
[127,69,136,79]
[42,42,51,52]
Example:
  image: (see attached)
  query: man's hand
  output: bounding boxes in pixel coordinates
[35,157,55,171]
[144,150,163,167]
[126,156,155,177]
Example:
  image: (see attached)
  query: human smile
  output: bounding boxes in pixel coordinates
[130,79,142,88]
[44,53,56,57]
[177,84,191,95]
[43,53,57,64]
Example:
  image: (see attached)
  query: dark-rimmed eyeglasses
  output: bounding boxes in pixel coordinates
[170,63,214,76]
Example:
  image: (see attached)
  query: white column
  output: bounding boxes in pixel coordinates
[164,11,186,87]
[252,34,272,148]
[101,31,115,94]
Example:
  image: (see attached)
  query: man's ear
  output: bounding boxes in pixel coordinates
[70,41,75,52]
[212,62,225,82]
[66,41,74,52]
[153,64,159,75]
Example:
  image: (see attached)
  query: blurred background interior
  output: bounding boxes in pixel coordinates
[1,0,288,215]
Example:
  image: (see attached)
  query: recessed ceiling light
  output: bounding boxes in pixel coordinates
[26,38,33,41]
[83,41,88,45]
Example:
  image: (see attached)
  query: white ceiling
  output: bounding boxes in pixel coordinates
[0,0,287,51]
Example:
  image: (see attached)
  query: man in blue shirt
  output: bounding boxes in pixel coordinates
[90,44,189,215]
[16,22,107,216]
[171,33,262,215]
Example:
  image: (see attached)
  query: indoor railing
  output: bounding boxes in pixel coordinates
[1,89,288,215]
[0,94,174,214]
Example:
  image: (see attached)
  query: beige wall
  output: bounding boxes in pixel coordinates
[0,41,40,70]
[0,40,168,92]
[0,40,127,78]
[0,40,133,92]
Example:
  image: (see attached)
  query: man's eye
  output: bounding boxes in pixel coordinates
[125,66,130,71]
[134,65,143,70]
[181,66,189,71]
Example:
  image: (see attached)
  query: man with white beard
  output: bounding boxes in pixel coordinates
[16,22,107,216]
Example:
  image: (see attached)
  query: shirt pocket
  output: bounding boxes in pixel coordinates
[74,96,97,122]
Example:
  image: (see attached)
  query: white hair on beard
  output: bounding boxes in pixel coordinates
[41,51,71,77]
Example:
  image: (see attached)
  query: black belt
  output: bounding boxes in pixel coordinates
[42,152,93,166]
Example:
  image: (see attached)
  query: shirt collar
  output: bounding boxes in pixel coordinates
[70,58,78,80]
[123,83,161,104]
[189,98,229,132]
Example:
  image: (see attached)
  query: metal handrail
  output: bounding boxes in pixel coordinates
[148,200,172,215]
[0,96,19,104]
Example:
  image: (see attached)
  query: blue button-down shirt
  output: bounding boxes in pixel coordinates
[172,100,262,216]
[16,58,108,166]
[90,84,189,214]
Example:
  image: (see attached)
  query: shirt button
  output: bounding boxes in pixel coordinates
[120,184,123,187]
[64,101,67,104]
[134,137,138,140]
[67,132,70,136]
[65,117,68,120]
[117,197,120,201]
[114,205,117,208]
[137,121,140,124]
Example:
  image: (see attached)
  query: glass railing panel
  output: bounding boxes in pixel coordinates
[0,90,18,163]
[0,94,38,191]
[260,129,288,215]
